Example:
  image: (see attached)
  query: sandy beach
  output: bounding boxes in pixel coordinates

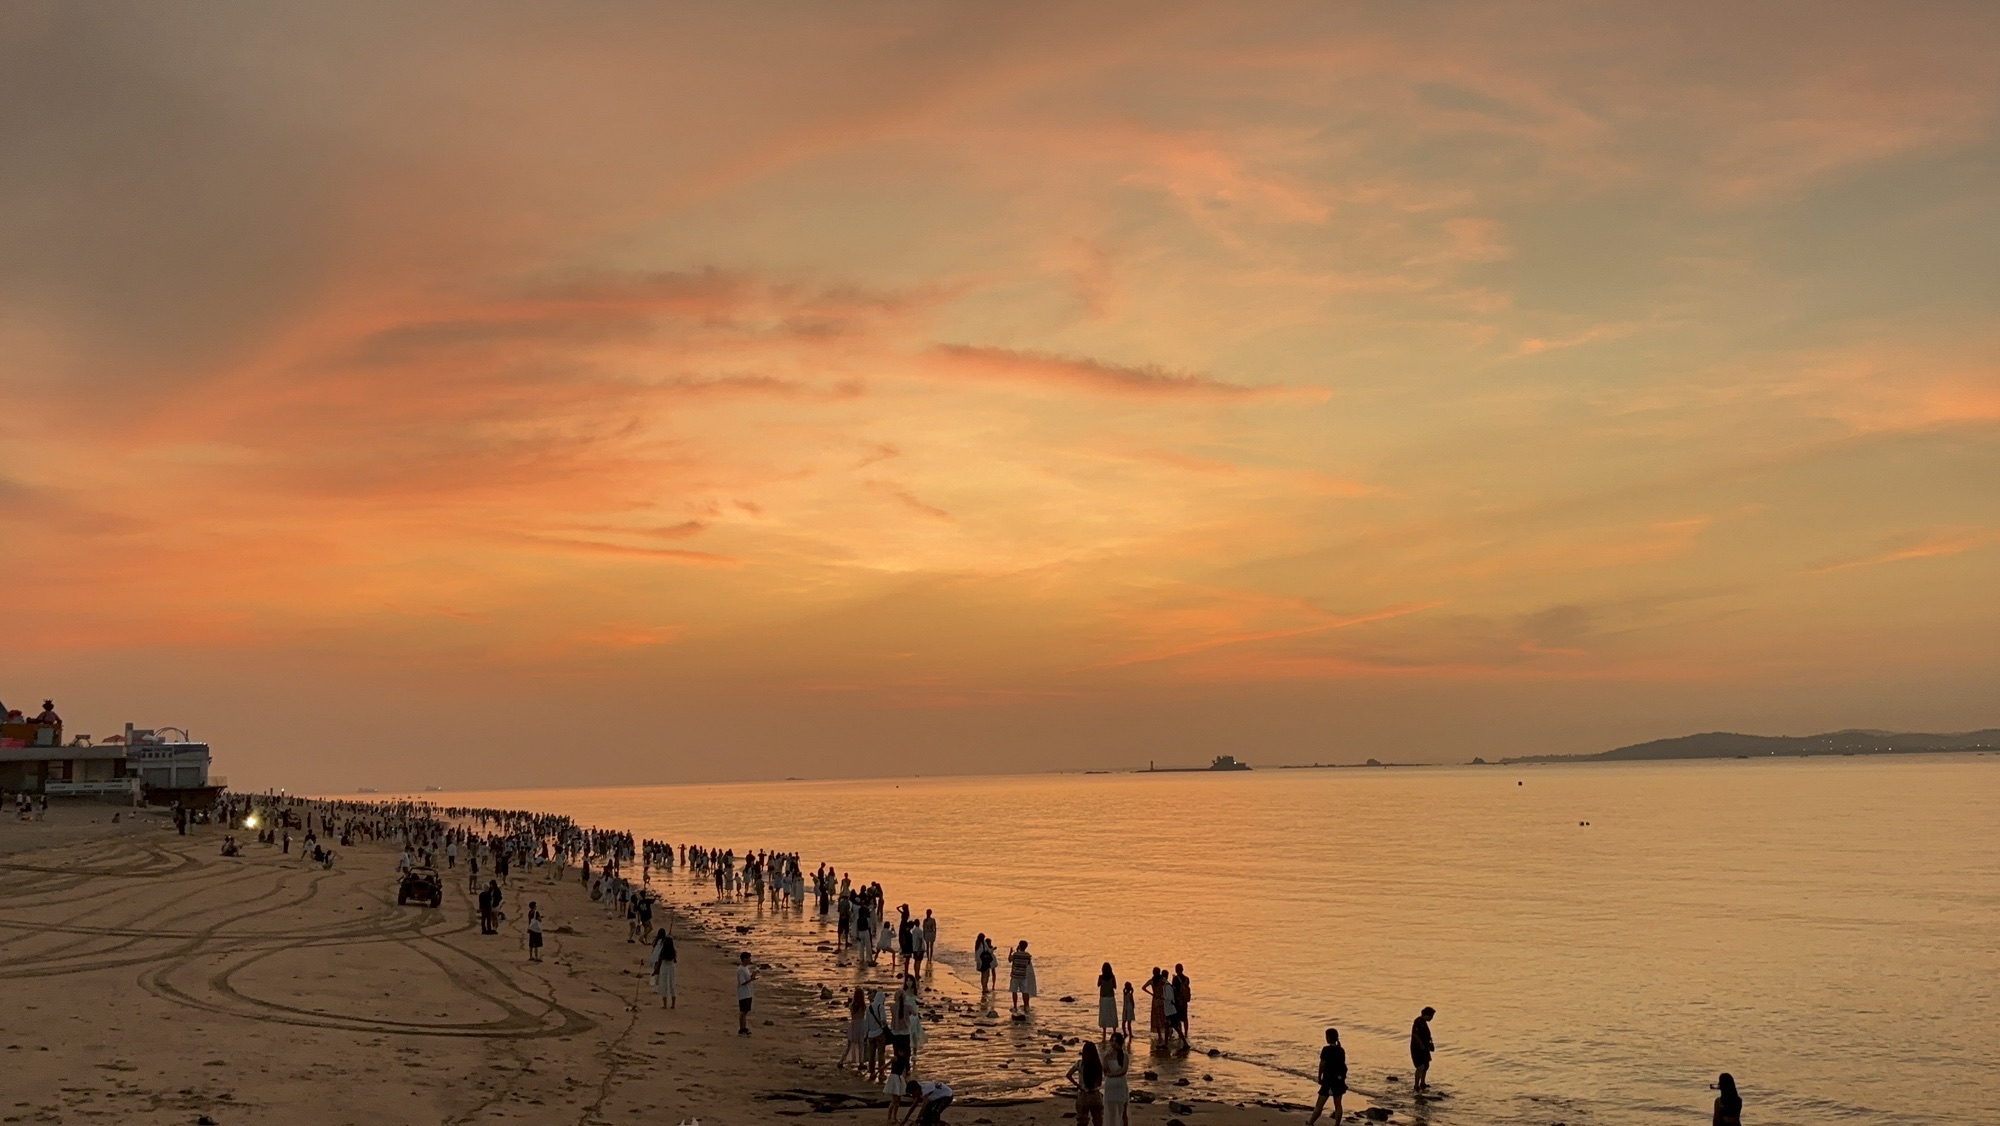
[0,806,1312,1126]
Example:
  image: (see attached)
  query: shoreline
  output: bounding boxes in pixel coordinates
[0,804,1315,1125]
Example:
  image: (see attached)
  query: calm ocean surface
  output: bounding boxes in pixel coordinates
[422,755,1999,1126]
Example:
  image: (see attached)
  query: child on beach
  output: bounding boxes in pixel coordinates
[1120,981,1135,1041]
[525,903,543,962]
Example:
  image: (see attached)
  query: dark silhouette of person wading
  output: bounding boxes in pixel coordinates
[1410,1006,1436,1091]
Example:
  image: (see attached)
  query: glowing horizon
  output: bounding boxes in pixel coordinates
[3,3,1996,790]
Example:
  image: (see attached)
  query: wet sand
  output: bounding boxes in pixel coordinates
[0,807,1313,1125]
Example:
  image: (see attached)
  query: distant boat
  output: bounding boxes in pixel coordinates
[423,785,445,792]
[1144,755,1253,773]
[356,787,378,794]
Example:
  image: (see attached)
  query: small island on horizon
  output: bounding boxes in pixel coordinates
[1496,727,2000,765]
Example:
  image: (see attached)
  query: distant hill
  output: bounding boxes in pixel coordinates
[1499,728,2000,765]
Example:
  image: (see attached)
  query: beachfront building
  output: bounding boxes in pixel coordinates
[0,720,215,799]
[120,725,215,791]
[0,717,133,797]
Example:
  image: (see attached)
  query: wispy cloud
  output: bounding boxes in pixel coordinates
[1809,528,2000,575]
[4,3,1999,782]
[929,344,1321,401]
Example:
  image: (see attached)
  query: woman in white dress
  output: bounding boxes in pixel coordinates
[1096,963,1119,1037]
[648,925,677,1008]
[838,987,867,1070]
[1103,1031,1132,1126]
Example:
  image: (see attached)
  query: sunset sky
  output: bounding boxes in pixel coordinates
[4,3,1996,790]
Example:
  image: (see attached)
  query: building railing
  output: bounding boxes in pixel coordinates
[45,780,141,796]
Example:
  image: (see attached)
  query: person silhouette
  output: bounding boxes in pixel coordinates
[1712,1073,1742,1126]
[1307,1027,1347,1125]
[1411,1006,1436,1091]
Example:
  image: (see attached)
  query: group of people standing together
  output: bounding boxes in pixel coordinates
[1053,962,1189,1126]
[1094,962,1191,1047]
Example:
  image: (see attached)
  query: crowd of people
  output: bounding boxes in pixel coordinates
[186,792,1340,1126]
[184,792,1747,1126]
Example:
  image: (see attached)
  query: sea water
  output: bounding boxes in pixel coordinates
[422,755,2000,1126]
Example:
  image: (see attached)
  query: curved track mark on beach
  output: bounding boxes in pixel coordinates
[133,864,594,1039]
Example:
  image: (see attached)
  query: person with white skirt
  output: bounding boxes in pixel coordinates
[1103,1031,1132,1126]
[649,926,677,1009]
[1096,963,1119,1037]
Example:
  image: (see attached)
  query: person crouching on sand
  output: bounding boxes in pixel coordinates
[899,1079,953,1126]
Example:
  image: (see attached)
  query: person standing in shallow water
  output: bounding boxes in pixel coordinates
[1097,963,1119,1038]
[1712,1073,1743,1126]
[1120,980,1136,1041]
[1307,1027,1346,1125]
[1170,964,1191,1049]
[975,933,996,994]
[1007,940,1036,1015]
[1410,1006,1437,1091]
[1143,967,1167,1046]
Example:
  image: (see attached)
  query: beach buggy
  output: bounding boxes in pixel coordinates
[397,865,444,907]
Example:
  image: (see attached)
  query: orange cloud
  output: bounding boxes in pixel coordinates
[1809,528,2000,575]
[928,344,1319,401]
[6,4,2000,785]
